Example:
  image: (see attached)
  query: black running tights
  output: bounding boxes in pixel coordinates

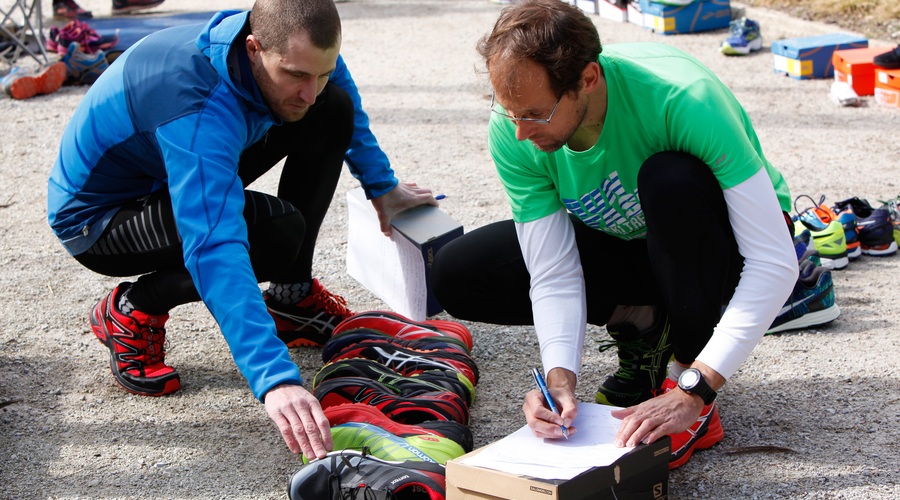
[431,152,745,364]
[74,83,354,315]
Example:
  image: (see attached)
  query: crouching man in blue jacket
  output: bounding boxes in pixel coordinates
[47,0,435,459]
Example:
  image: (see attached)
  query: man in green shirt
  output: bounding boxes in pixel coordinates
[432,0,798,469]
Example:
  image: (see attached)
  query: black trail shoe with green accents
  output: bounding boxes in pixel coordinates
[595,313,674,407]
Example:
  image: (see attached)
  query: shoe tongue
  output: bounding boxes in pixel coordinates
[130,309,169,327]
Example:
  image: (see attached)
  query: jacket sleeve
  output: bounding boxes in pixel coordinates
[331,54,399,199]
[155,94,302,402]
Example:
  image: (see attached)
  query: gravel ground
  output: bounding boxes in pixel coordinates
[1,0,899,498]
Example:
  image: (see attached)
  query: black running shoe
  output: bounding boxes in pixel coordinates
[314,376,470,425]
[313,357,475,406]
[595,312,673,407]
[288,449,446,500]
[325,337,479,385]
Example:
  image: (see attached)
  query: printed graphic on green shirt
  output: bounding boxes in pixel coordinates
[563,172,646,240]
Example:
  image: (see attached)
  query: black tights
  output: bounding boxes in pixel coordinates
[431,152,745,364]
[74,83,354,314]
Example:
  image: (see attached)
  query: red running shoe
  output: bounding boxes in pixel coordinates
[265,278,354,348]
[1,63,66,100]
[325,403,473,453]
[325,338,479,385]
[314,376,469,425]
[325,328,471,359]
[333,310,473,351]
[660,378,724,470]
[89,283,180,396]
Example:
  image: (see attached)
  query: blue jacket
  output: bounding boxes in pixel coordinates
[47,11,397,400]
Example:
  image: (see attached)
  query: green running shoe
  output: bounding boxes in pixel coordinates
[303,420,466,465]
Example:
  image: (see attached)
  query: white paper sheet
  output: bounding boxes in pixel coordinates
[460,402,633,480]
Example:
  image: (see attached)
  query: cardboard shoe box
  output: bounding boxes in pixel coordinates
[346,187,463,320]
[639,0,731,35]
[874,67,900,109]
[572,0,628,23]
[832,47,892,96]
[446,437,671,500]
[626,0,644,27]
[772,33,868,79]
[598,0,628,23]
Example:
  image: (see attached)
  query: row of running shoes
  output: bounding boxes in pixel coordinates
[792,194,900,271]
[287,312,482,498]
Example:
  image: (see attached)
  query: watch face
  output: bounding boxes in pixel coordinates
[681,369,701,389]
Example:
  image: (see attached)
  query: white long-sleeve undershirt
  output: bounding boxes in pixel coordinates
[516,168,798,382]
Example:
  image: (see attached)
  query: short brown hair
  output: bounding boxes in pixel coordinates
[477,0,601,96]
[249,0,341,53]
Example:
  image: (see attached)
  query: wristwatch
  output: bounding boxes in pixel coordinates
[677,368,717,405]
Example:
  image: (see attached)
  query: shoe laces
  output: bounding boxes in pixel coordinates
[132,320,168,365]
[50,20,108,54]
[326,450,396,500]
[597,337,653,381]
[307,286,352,318]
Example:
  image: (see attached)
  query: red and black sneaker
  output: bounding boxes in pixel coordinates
[314,376,470,425]
[89,283,180,396]
[264,278,354,348]
[313,357,475,406]
[325,327,471,359]
[661,378,724,470]
[325,403,474,453]
[333,310,473,351]
[324,337,479,385]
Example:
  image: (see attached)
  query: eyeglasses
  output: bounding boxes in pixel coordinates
[490,91,562,125]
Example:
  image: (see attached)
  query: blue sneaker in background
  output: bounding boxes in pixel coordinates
[721,17,763,56]
[61,42,108,85]
[766,264,841,335]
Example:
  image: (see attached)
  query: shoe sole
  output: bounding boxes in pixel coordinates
[89,294,180,396]
[819,255,849,270]
[721,37,762,56]
[861,240,898,256]
[765,303,841,334]
[4,63,66,100]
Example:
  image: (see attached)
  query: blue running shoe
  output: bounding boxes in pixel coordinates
[832,197,898,257]
[61,42,108,85]
[766,265,840,334]
[833,209,862,260]
[721,17,763,56]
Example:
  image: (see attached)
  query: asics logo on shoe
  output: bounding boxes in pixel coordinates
[270,309,337,330]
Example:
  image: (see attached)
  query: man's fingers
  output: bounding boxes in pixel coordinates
[270,412,302,455]
[292,405,331,460]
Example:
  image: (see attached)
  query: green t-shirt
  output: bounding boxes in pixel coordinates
[491,42,790,240]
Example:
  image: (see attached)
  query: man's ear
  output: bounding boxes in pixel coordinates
[580,61,601,93]
[245,34,262,62]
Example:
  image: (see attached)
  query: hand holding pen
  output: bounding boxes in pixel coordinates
[531,367,570,439]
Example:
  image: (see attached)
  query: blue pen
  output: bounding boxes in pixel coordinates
[531,367,569,439]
